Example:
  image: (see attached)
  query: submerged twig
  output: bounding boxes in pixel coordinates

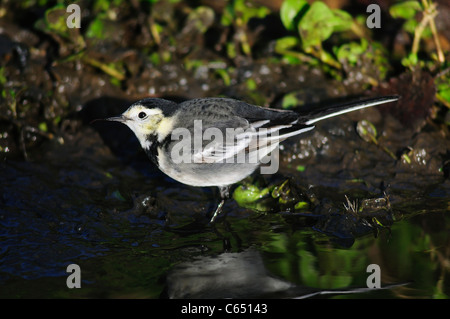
[344,195,358,214]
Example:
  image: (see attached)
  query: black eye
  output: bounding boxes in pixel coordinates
[138,112,147,119]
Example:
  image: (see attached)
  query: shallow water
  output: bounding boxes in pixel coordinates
[1,110,449,298]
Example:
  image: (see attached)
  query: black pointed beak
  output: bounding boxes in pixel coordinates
[105,115,127,123]
[90,115,128,125]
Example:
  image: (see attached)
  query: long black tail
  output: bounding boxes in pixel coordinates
[302,95,400,125]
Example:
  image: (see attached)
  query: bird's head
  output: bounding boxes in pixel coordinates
[106,98,178,150]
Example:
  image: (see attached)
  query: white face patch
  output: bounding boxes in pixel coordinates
[120,105,164,149]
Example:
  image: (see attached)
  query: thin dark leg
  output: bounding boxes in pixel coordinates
[209,185,230,223]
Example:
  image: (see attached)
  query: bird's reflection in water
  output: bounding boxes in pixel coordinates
[163,249,408,299]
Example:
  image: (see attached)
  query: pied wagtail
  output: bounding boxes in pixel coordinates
[106,95,399,222]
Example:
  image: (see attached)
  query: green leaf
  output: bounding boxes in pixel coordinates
[220,3,233,26]
[299,2,334,48]
[221,0,270,26]
[246,6,270,23]
[0,67,6,86]
[401,52,418,67]
[236,0,270,24]
[390,1,422,20]
[86,17,106,39]
[45,5,68,35]
[226,42,237,59]
[246,78,257,91]
[437,81,450,104]
[331,9,353,32]
[233,184,270,205]
[335,39,368,65]
[280,0,308,31]
[215,68,231,86]
[275,36,300,53]
[38,122,48,132]
[402,17,418,34]
[294,201,309,210]
[298,2,352,49]
[356,119,378,144]
[282,92,301,109]
[186,6,215,33]
[149,52,160,65]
